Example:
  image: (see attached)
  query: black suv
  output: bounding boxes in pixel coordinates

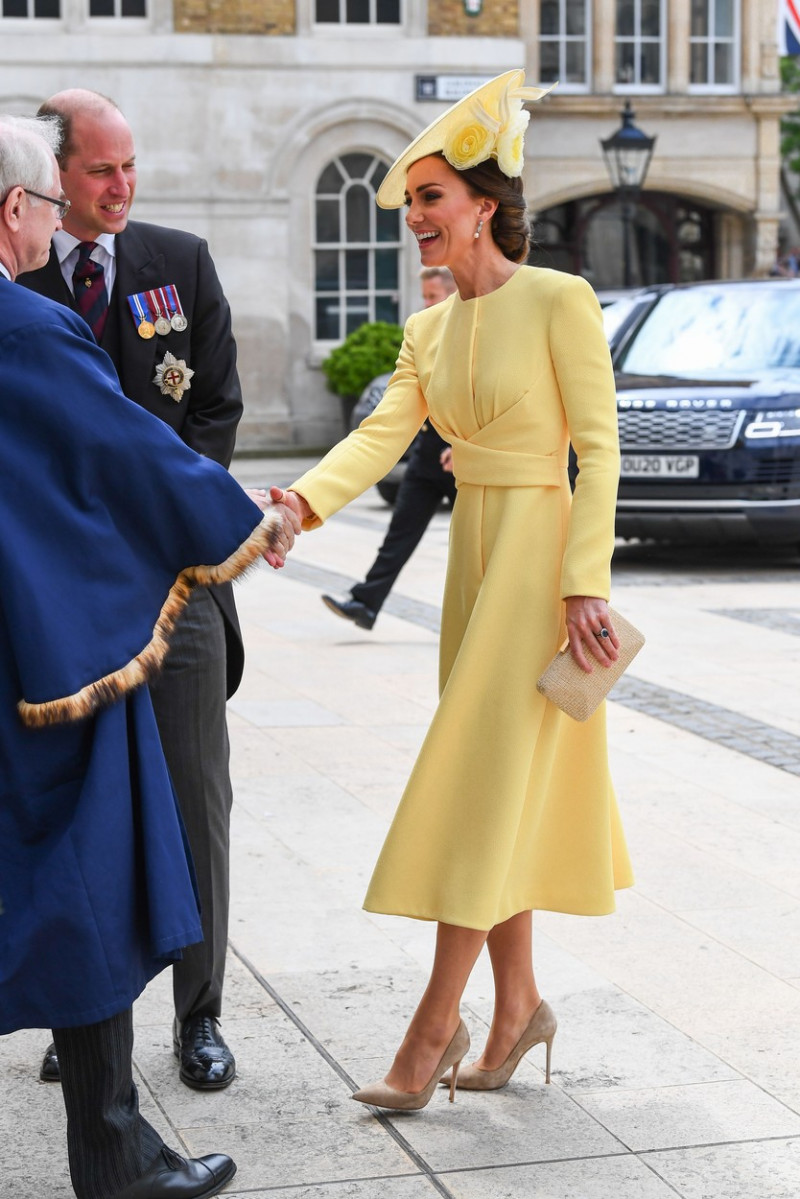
[609,278,800,546]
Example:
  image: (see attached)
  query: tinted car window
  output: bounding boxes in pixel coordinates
[617,284,800,379]
[602,291,653,349]
[602,296,638,342]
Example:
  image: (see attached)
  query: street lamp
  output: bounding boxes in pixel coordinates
[600,101,656,288]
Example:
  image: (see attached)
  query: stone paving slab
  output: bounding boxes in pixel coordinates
[1,1029,73,1199]
[573,1079,800,1152]
[178,1116,418,1193]
[358,1085,627,1175]
[677,900,800,979]
[521,986,739,1094]
[642,1138,800,1199]
[224,1180,445,1199]
[441,1156,686,1199]
[612,676,800,776]
[711,607,800,637]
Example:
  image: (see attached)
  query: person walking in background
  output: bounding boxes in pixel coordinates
[19,88,244,1091]
[322,266,458,631]
[0,114,297,1199]
[272,71,633,1111]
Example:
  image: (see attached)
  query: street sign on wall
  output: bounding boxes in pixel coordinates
[415,75,494,102]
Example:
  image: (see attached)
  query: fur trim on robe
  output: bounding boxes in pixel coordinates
[18,511,283,728]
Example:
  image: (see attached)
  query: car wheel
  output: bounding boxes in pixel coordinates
[376,479,399,505]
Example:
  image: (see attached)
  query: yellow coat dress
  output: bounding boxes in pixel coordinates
[292,267,633,931]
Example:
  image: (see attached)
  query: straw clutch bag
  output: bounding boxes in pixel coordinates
[536,608,645,722]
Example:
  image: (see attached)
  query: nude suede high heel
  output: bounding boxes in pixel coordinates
[352,1019,470,1111]
[442,999,557,1091]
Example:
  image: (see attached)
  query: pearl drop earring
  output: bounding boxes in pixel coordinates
[474,219,484,240]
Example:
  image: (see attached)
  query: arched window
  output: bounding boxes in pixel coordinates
[314,152,402,341]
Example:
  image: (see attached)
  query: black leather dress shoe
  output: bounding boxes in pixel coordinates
[40,1042,60,1082]
[321,594,376,630]
[173,1015,236,1091]
[113,1146,236,1198]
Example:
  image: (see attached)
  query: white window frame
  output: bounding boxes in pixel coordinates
[313,151,403,346]
[0,0,61,20]
[312,0,402,27]
[614,0,666,94]
[1,0,163,27]
[688,0,740,94]
[539,0,591,93]
[297,0,422,34]
[87,0,147,16]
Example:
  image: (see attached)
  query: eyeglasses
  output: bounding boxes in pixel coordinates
[1,186,71,220]
[23,188,71,220]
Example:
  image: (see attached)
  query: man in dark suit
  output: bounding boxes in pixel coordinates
[19,89,244,1091]
[0,111,298,1199]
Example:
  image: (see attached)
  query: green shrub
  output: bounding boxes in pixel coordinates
[321,321,404,398]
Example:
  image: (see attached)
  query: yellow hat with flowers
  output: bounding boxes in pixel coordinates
[376,69,555,210]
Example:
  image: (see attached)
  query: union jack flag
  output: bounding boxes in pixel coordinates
[779,0,800,55]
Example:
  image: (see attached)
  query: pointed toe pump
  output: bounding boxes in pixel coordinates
[444,999,557,1092]
[352,1019,470,1111]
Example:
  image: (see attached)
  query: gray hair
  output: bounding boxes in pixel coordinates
[0,115,62,200]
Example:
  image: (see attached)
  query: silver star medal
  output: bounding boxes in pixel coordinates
[153,351,194,403]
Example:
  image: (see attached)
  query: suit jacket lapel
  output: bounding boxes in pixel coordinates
[29,248,75,309]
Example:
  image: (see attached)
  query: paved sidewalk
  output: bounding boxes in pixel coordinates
[3,456,800,1198]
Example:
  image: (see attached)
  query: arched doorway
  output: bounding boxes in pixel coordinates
[531,192,720,288]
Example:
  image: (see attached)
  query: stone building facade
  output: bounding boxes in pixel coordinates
[0,0,791,449]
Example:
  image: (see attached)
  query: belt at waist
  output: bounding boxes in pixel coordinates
[452,441,565,488]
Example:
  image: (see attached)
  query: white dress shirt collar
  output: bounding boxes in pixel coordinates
[54,230,117,298]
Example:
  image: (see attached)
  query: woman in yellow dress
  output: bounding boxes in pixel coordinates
[274,71,633,1111]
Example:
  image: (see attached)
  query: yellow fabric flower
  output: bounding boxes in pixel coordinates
[443,100,500,171]
[442,94,533,178]
[496,108,530,177]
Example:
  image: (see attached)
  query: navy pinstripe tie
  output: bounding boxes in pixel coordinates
[73,241,108,341]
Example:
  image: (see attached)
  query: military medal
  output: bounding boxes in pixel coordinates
[154,308,172,335]
[167,284,188,332]
[149,289,172,336]
[135,294,155,340]
[153,351,194,402]
[129,285,188,338]
[129,292,155,339]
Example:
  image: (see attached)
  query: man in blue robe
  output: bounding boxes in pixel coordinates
[0,116,296,1199]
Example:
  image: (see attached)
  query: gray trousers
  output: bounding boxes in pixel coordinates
[149,586,233,1022]
[53,1009,163,1199]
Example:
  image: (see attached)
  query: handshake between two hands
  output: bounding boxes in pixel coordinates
[245,485,309,570]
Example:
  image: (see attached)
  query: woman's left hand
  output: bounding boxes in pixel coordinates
[564,596,620,673]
